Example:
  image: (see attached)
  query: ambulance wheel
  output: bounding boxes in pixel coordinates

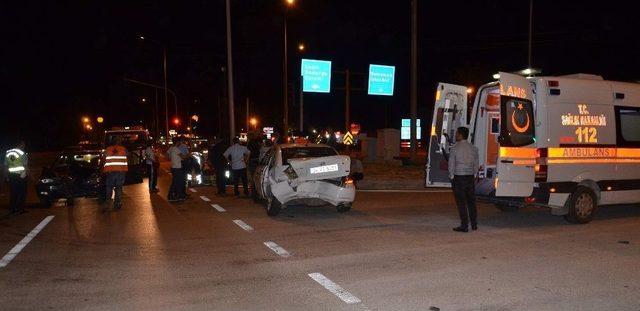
[494,203,518,212]
[337,203,352,213]
[266,197,281,217]
[564,186,597,224]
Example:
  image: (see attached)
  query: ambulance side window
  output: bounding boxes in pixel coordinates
[615,106,640,146]
[499,96,535,147]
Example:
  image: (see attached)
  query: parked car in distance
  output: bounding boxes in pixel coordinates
[252,143,355,216]
[36,148,104,206]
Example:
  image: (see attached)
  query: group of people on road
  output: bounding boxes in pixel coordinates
[3,127,480,232]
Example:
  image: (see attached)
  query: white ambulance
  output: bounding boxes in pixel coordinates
[427,72,640,223]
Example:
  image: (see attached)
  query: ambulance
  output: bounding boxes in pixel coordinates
[427,72,640,223]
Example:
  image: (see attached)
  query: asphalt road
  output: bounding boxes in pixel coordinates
[1,167,639,310]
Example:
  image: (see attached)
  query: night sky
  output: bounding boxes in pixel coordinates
[2,0,639,150]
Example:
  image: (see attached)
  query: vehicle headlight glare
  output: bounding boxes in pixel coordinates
[41,178,54,184]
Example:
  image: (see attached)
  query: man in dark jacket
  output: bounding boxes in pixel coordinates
[209,138,229,196]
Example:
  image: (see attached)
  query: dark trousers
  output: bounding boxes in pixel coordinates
[215,166,227,194]
[8,175,27,213]
[105,171,126,206]
[148,163,158,190]
[452,175,477,228]
[169,168,185,200]
[232,168,248,196]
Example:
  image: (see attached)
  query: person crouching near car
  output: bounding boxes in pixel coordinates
[103,137,128,211]
[349,150,364,186]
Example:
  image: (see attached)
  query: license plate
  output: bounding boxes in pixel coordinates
[310,164,339,174]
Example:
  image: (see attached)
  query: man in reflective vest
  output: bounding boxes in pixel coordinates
[4,141,28,215]
[103,137,128,210]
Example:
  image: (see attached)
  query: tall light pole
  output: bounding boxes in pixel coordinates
[283,0,295,137]
[298,42,305,133]
[410,0,418,161]
[528,0,533,69]
[225,0,236,142]
[139,35,171,140]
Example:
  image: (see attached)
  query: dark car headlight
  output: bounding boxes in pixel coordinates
[40,178,55,184]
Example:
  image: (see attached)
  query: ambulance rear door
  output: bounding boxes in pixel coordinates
[426,83,468,187]
[495,72,536,197]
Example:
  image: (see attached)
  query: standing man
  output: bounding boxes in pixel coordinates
[4,141,28,215]
[103,137,128,210]
[246,133,261,186]
[210,138,229,196]
[144,142,159,193]
[177,138,191,197]
[448,127,479,232]
[223,137,250,197]
[167,138,187,202]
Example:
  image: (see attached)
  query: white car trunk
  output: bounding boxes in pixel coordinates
[270,155,353,206]
[287,155,351,181]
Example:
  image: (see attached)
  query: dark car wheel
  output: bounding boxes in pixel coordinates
[251,182,261,203]
[39,197,52,208]
[337,203,352,213]
[267,197,281,217]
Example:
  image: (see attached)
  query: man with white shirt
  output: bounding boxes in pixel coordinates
[223,137,251,197]
[448,127,480,233]
[167,138,187,201]
[144,142,159,193]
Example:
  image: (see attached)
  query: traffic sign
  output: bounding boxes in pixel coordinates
[343,131,354,145]
[368,64,395,96]
[301,59,332,93]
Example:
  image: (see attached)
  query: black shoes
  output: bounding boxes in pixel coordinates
[453,225,478,232]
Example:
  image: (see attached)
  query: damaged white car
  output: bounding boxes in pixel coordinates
[252,144,356,216]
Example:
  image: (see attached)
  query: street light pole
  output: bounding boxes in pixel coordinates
[225,0,236,142]
[409,0,419,161]
[163,45,170,140]
[283,5,289,137]
[528,0,533,69]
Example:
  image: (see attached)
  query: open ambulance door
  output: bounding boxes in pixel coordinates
[495,72,536,197]
[426,83,468,187]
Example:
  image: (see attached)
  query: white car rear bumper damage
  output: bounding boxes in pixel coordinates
[271,180,355,206]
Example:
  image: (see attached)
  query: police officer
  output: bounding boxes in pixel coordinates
[448,127,479,232]
[103,137,128,210]
[4,141,28,215]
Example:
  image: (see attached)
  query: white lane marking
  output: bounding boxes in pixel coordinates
[0,216,55,268]
[199,195,210,202]
[263,241,291,257]
[189,188,198,193]
[211,204,226,212]
[308,273,361,304]
[233,220,254,232]
[357,189,451,193]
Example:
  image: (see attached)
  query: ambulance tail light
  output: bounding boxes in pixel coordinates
[547,80,559,87]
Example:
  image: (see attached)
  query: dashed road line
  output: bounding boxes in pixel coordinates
[211,204,226,212]
[233,220,254,232]
[199,195,210,202]
[189,188,198,193]
[0,216,55,268]
[263,241,291,257]
[308,273,361,304]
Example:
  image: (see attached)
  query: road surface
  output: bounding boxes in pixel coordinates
[1,167,639,310]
